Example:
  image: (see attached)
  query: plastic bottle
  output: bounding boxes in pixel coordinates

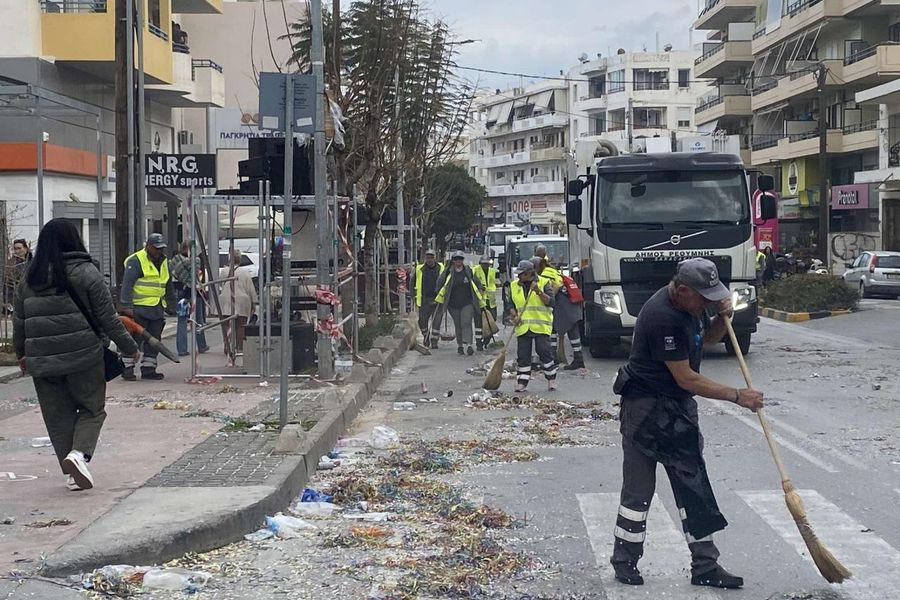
[141,568,211,591]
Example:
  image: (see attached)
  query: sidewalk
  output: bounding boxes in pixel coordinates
[0,321,416,581]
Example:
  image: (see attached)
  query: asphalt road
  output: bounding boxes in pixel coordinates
[799,297,900,348]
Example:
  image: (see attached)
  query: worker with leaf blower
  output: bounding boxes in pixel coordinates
[119,233,175,381]
[610,258,764,589]
[510,259,557,392]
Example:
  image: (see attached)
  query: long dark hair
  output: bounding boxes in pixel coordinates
[26,218,88,291]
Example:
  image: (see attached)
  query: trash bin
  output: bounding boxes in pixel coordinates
[245,322,316,374]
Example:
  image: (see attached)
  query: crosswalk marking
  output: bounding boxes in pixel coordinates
[710,402,840,473]
[737,489,900,600]
[577,492,719,599]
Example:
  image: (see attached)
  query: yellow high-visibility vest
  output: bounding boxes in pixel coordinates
[473,264,498,307]
[414,262,445,307]
[435,267,484,308]
[125,249,170,308]
[510,280,552,336]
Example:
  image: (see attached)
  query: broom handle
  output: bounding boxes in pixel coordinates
[724,317,792,488]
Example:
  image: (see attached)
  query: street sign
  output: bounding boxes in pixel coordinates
[258,72,316,133]
[145,154,216,189]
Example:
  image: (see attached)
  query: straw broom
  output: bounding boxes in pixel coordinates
[724,317,850,584]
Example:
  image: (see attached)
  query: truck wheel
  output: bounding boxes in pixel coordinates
[589,337,620,359]
[725,332,751,356]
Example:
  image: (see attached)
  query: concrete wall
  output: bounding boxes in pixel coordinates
[0,0,41,57]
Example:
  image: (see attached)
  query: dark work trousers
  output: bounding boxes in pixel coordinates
[418,297,440,342]
[551,322,584,363]
[448,304,475,347]
[612,394,722,576]
[516,331,557,387]
[32,361,107,468]
[122,315,166,371]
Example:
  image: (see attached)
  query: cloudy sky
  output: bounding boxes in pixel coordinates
[423,0,702,90]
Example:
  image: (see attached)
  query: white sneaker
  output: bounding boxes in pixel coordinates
[64,474,84,492]
[62,451,94,490]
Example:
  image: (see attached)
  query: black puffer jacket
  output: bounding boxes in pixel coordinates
[13,252,138,378]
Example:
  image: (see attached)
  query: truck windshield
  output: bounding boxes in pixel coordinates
[597,170,749,226]
[509,241,569,267]
[489,231,519,246]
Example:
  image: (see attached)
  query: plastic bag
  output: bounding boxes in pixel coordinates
[369,425,400,449]
[393,402,417,411]
[266,513,318,538]
[300,488,334,503]
[244,528,275,542]
[142,568,211,591]
[290,501,339,518]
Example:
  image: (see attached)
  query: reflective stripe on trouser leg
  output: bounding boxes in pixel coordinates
[677,506,721,575]
[550,332,558,352]
[516,366,531,386]
[612,433,658,566]
[141,355,158,369]
[533,333,556,380]
[542,361,558,379]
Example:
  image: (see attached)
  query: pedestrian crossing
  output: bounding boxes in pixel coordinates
[577,490,900,599]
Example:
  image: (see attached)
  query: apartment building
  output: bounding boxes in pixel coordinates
[469,83,569,233]
[0,0,225,277]
[694,0,900,266]
[568,49,706,155]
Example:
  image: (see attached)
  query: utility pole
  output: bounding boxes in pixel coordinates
[817,64,829,265]
[311,0,334,379]
[394,65,406,314]
[626,96,634,152]
[135,0,146,243]
[279,75,294,428]
[114,0,133,285]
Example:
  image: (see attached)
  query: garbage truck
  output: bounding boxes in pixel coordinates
[566,141,777,357]
[485,223,524,277]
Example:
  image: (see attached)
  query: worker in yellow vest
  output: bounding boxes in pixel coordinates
[119,233,175,381]
[473,254,498,349]
[510,259,557,392]
[413,249,445,349]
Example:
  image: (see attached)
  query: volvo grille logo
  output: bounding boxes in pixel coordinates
[670,235,682,246]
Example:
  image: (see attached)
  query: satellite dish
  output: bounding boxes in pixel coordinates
[578,52,589,63]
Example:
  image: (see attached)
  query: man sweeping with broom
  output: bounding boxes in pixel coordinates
[610,258,763,589]
[509,260,557,392]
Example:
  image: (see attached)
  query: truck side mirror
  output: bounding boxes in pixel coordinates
[759,192,777,221]
[568,179,586,197]
[566,198,583,226]
[758,174,775,192]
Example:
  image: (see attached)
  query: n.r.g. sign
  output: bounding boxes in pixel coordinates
[145,154,216,189]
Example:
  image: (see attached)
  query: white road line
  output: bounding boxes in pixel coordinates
[709,402,840,473]
[759,319,872,349]
[577,492,719,599]
[768,418,870,471]
[738,489,900,600]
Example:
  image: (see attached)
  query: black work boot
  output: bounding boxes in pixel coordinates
[457,346,464,355]
[612,562,644,586]
[430,339,438,349]
[691,565,743,589]
[476,341,484,352]
[122,367,136,382]
[140,367,164,381]
[563,357,585,370]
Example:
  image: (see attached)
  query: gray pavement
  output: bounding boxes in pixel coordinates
[798,297,900,348]
[60,307,898,600]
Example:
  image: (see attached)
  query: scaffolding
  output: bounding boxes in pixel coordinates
[185,187,358,381]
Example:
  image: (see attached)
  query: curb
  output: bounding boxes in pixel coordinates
[760,307,854,323]
[40,321,417,577]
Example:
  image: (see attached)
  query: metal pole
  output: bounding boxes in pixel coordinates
[352,193,359,356]
[817,64,830,267]
[627,96,633,152]
[394,65,406,315]
[36,102,44,230]
[135,0,147,244]
[279,74,295,429]
[126,0,135,254]
[312,0,334,379]
[95,115,106,284]
[258,180,265,378]
[188,185,197,379]
[264,180,272,377]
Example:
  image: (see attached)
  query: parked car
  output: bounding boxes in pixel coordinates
[219,252,260,280]
[842,251,900,299]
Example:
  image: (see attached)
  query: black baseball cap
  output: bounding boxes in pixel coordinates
[674,258,730,302]
[146,233,167,249]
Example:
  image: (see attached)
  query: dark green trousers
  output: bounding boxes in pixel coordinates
[32,361,107,468]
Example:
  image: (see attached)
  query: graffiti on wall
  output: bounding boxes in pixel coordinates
[831,232,879,263]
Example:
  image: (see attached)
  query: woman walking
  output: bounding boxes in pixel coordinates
[219,249,258,354]
[434,251,485,355]
[13,219,139,491]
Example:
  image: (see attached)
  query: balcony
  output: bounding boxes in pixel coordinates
[695,93,752,125]
[474,150,531,168]
[752,0,842,55]
[694,40,753,78]
[529,146,567,162]
[576,95,607,112]
[693,0,757,31]
[487,181,564,197]
[188,59,225,106]
[749,129,847,165]
[41,0,174,84]
[842,43,900,86]
[172,0,223,13]
[483,113,567,138]
[751,61,842,111]
[146,52,224,107]
[841,119,879,153]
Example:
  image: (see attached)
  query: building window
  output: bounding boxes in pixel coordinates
[513,170,525,183]
[591,113,606,134]
[634,107,665,128]
[149,0,161,28]
[678,69,690,88]
[609,70,625,94]
[589,75,606,98]
[633,69,669,91]
[676,106,691,129]
[891,23,900,43]
[496,171,505,180]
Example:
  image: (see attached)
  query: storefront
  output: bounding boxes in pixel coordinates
[829,183,881,273]
[777,158,821,254]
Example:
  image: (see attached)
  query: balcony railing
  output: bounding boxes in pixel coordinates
[695,43,725,65]
[789,66,818,80]
[784,0,821,17]
[844,44,879,66]
[751,134,783,150]
[634,82,670,91]
[842,119,878,135]
[40,0,107,12]
[699,0,721,17]
[788,130,819,142]
[148,23,169,41]
[695,97,724,113]
[173,42,190,54]
[753,28,767,40]
[751,79,779,95]
[192,59,224,80]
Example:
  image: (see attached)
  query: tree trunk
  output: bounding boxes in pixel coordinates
[363,217,379,326]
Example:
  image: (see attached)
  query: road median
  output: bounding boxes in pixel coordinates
[760,307,854,323]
